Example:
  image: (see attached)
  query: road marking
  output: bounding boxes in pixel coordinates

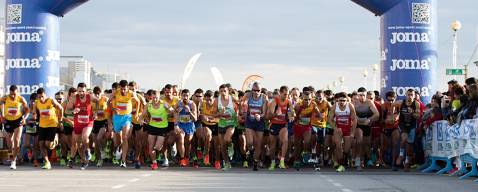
[141,174,151,177]
[129,178,140,182]
[112,184,125,189]
[323,176,353,192]
[332,182,344,187]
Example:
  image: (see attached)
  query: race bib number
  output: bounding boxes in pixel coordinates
[223,112,232,120]
[97,110,105,118]
[7,107,19,116]
[249,108,261,116]
[78,115,89,124]
[299,117,310,125]
[179,115,191,123]
[151,116,163,122]
[117,103,128,111]
[39,109,50,117]
[337,116,349,125]
[26,124,37,134]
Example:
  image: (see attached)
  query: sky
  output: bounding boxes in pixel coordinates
[5,0,478,92]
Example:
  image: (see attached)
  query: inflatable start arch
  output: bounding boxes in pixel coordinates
[5,0,436,101]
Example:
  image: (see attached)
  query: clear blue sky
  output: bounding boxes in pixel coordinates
[10,1,478,91]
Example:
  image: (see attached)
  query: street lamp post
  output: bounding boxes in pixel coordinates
[339,76,345,91]
[372,64,379,91]
[363,69,369,89]
[451,20,462,80]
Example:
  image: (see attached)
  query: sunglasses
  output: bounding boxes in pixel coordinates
[195,95,203,98]
[252,89,261,92]
[387,99,395,102]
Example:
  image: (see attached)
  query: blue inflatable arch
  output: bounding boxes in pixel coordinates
[4,0,436,102]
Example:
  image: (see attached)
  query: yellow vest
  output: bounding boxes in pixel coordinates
[36,98,58,128]
[3,95,23,121]
[113,90,133,115]
[93,95,109,121]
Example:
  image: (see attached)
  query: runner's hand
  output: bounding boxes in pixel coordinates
[254,114,261,121]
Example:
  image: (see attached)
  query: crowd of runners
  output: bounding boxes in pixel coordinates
[2,78,478,172]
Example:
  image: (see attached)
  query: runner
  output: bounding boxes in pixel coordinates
[215,84,238,170]
[66,83,98,170]
[142,90,169,170]
[310,90,332,170]
[1,85,30,170]
[109,80,141,168]
[60,88,76,167]
[381,91,400,170]
[287,88,301,164]
[292,89,321,170]
[91,86,109,167]
[129,81,147,169]
[31,88,64,170]
[353,87,379,171]
[22,93,40,167]
[160,84,179,167]
[200,90,219,168]
[192,89,208,167]
[243,82,268,171]
[236,91,248,168]
[268,85,294,170]
[328,92,357,172]
[396,89,421,171]
[175,89,198,167]
[368,91,383,167]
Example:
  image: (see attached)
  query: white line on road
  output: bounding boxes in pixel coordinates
[326,179,334,182]
[112,184,125,189]
[341,189,353,192]
[332,183,344,187]
[129,178,140,182]
[141,174,151,177]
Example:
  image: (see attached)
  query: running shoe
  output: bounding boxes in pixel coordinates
[336,165,345,172]
[197,150,203,160]
[203,155,210,166]
[214,160,221,170]
[253,160,259,171]
[243,161,249,168]
[268,161,276,171]
[151,162,158,170]
[10,161,16,170]
[41,161,51,170]
[81,162,88,170]
[279,160,286,169]
[366,160,374,167]
[161,159,169,167]
[180,158,188,167]
[135,161,141,169]
[60,158,66,166]
[293,161,301,171]
[120,161,127,168]
[222,162,231,171]
[112,158,119,165]
[96,159,103,167]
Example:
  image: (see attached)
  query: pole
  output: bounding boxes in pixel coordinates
[453,30,458,80]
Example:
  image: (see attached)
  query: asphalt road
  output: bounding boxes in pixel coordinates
[1,165,477,192]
